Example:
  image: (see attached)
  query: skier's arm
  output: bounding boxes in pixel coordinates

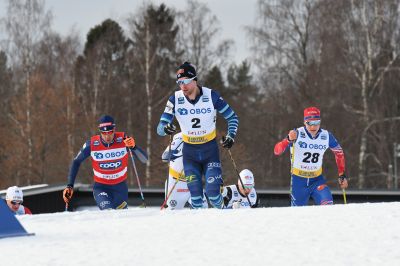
[67,141,91,187]
[24,206,32,215]
[157,95,176,136]
[328,132,345,176]
[274,129,297,155]
[274,138,291,155]
[212,91,239,139]
[161,150,170,162]
[252,193,260,208]
[162,135,175,162]
[130,146,148,164]
[122,133,148,163]
[161,135,182,162]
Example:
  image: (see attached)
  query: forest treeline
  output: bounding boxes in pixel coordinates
[0,0,399,190]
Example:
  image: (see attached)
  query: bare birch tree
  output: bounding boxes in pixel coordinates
[175,0,233,75]
[248,0,317,92]
[338,0,400,188]
[34,32,81,183]
[2,0,52,184]
[246,0,319,187]
[127,4,179,186]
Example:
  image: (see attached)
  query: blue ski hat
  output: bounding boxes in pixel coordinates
[98,115,115,131]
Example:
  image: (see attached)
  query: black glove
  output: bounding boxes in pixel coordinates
[164,123,176,135]
[221,135,234,149]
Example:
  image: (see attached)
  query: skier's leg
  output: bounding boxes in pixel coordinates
[167,178,189,209]
[111,181,128,209]
[311,176,333,205]
[204,141,223,209]
[183,144,204,209]
[290,175,310,206]
[185,167,203,208]
[93,182,113,210]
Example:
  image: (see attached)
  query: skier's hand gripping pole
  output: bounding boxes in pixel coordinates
[63,186,73,212]
[339,174,348,204]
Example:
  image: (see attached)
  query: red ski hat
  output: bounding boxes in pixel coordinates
[304,107,321,121]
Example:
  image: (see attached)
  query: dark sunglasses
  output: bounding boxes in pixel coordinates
[176,77,196,85]
[11,200,22,205]
[305,120,321,126]
[100,129,114,135]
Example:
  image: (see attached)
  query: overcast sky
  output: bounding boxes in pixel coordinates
[31,0,259,64]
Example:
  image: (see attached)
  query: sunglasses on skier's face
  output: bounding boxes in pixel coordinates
[305,120,321,126]
[176,77,196,86]
[11,201,22,206]
[99,129,115,135]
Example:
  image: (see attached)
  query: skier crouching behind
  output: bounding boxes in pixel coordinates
[222,169,259,208]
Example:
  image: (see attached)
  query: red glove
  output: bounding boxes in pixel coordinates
[124,136,135,148]
[63,186,74,203]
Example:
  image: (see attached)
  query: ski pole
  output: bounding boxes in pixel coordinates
[342,189,347,204]
[339,175,347,204]
[65,202,69,212]
[128,148,146,208]
[226,148,253,208]
[160,135,174,210]
[160,178,179,210]
[290,138,295,204]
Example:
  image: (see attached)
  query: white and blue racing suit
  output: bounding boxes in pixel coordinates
[157,87,238,209]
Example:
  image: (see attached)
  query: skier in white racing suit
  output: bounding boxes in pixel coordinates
[222,169,259,208]
[162,132,207,209]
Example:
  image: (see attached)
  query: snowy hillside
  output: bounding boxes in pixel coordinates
[1,203,400,266]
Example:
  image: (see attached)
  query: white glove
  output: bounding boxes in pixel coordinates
[232,201,241,209]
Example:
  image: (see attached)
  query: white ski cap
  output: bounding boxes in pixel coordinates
[239,169,255,188]
[5,186,23,202]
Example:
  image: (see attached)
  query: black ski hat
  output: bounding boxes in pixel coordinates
[98,115,115,131]
[176,61,197,80]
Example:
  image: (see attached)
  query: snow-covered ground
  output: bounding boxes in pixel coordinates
[1,202,400,266]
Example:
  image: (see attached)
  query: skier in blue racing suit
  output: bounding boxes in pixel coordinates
[157,62,239,209]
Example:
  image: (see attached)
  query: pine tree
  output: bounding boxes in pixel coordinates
[75,19,130,134]
[127,3,180,185]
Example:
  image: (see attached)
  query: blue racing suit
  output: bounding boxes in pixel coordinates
[290,175,333,206]
[157,87,239,208]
